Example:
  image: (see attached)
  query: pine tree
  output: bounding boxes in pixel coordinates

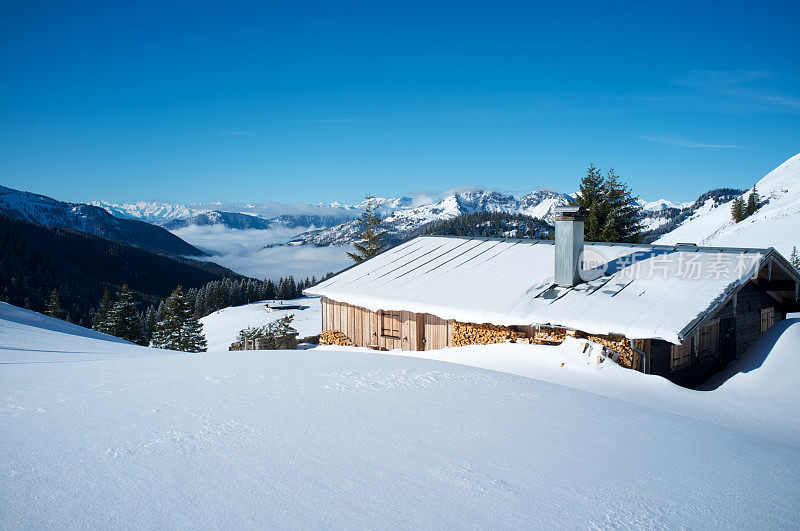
[92,288,114,333]
[599,169,642,243]
[572,163,607,241]
[151,285,207,352]
[108,285,142,343]
[572,164,642,243]
[745,186,760,217]
[265,279,277,300]
[45,288,67,321]
[141,305,158,345]
[348,194,389,262]
[731,197,746,223]
[791,246,800,272]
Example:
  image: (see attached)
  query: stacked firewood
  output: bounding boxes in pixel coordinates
[582,333,636,368]
[319,329,353,347]
[451,322,526,346]
[450,322,635,367]
[531,326,568,344]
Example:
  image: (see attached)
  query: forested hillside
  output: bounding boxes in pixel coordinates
[416,211,553,239]
[0,215,242,326]
[0,185,204,256]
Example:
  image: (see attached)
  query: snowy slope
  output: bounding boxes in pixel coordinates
[657,152,800,256]
[199,297,322,351]
[2,305,800,527]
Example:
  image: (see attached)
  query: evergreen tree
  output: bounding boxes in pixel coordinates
[151,285,207,352]
[572,164,642,243]
[141,305,158,345]
[599,169,642,243]
[348,194,389,262]
[746,186,760,217]
[108,285,142,343]
[265,279,277,300]
[92,288,114,333]
[791,246,800,272]
[731,197,747,223]
[572,163,606,241]
[45,288,67,321]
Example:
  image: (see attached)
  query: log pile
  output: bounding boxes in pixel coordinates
[531,326,567,344]
[319,329,353,347]
[452,322,526,346]
[450,321,636,369]
[581,333,636,368]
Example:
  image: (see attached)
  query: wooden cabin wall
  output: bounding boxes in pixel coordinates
[320,297,452,351]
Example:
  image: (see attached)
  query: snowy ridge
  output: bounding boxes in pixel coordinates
[639,198,693,211]
[0,186,204,256]
[656,152,800,256]
[289,188,572,246]
[89,200,197,223]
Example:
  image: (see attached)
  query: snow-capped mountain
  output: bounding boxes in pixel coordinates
[92,199,363,230]
[162,210,355,231]
[164,211,278,230]
[519,189,575,220]
[640,199,693,212]
[317,196,415,212]
[89,200,196,224]
[655,152,800,257]
[287,188,572,246]
[0,186,204,256]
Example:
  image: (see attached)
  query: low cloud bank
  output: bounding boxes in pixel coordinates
[172,225,353,280]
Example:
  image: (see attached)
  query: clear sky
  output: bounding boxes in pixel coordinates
[1,1,799,204]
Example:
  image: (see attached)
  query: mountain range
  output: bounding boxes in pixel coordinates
[4,151,798,266]
[0,186,204,256]
[89,186,696,247]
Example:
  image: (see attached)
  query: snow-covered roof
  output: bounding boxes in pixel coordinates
[305,236,778,344]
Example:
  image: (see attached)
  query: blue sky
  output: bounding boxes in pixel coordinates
[1,1,799,204]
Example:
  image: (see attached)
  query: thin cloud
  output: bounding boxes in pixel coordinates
[669,69,800,113]
[221,130,253,136]
[639,135,739,149]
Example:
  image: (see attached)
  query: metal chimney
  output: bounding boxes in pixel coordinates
[554,205,585,287]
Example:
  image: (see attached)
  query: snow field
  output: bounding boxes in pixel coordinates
[199,297,321,352]
[1,303,799,527]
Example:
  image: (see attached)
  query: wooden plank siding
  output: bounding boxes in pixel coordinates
[320,298,453,351]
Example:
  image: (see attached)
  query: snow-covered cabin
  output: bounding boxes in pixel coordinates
[305,207,800,386]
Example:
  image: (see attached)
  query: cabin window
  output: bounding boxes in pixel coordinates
[760,307,775,333]
[671,334,693,371]
[380,311,401,339]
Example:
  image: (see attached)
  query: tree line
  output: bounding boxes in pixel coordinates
[44,274,332,351]
[419,211,553,239]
